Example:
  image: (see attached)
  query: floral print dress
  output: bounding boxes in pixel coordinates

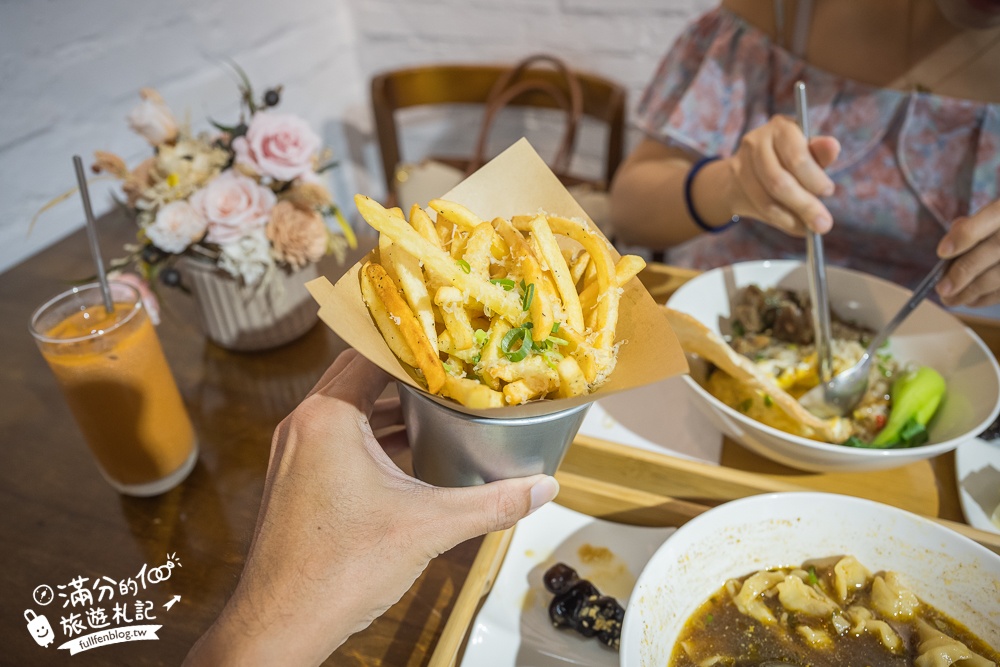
[635,6,1000,291]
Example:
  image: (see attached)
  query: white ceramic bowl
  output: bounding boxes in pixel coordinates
[666,260,1000,472]
[620,492,1000,667]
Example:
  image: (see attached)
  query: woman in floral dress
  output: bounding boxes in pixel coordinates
[610,0,1000,308]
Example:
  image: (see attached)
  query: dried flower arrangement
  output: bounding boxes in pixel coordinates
[89,69,355,309]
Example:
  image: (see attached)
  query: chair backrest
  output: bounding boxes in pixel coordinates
[371,60,626,206]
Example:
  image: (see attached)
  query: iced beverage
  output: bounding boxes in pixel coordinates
[31,282,197,496]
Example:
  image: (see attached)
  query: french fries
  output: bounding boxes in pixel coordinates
[355,194,644,407]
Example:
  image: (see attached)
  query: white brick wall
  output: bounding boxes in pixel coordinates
[0,0,709,274]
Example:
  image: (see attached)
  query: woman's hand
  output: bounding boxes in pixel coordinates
[185,350,560,667]
[936,199,1000,307]
[724,115,841,236]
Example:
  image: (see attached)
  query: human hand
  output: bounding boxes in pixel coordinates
[936,199,1000,307]
[185,349,560,667]
[724,115,841,236]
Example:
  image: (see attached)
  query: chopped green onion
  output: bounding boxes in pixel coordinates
[472,353,481,365]
[541,349,563,370]
[705,613,714,624]
[522,283,535,311]
[807,566,819,586]
[551,322,561,333]
[456,259,471,274]
[763,394,774,407]
[739,398,753,412]
[474,329,489,347]
[500,326,532,362]
[490,278,516,290]
[546,335,569,347]
[442,362,454,374]
[732,320,746,337]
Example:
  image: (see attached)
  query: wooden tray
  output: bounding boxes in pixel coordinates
[429,435,1000,666]
[428,263,1000,667]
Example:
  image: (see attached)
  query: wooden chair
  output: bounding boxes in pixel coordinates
[370,58,627,208]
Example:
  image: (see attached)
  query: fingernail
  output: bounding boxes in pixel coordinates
[528,476,560,515]
[823,182,835,197]
[938,239,955,257]
[938,278,953,296]
[813,215,832,233]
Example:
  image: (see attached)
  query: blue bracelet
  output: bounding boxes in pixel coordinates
[684,155,739,233]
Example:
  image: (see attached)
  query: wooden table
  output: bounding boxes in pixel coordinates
[1,212,996,666]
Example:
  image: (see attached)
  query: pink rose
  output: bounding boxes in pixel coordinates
[146,200,207,253]
[232,111,321,182]
[190,170,276,245]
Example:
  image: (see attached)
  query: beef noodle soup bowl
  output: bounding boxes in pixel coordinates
[665,260,1000,472]
[619,492,1000,667]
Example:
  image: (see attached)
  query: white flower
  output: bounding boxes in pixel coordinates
[217,229,274,287]
[145,200,207,253]
[127,88,178,147]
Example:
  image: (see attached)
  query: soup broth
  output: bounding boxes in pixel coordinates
[669,556,999,667]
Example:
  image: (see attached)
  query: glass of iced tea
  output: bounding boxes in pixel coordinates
[30,281,198,496]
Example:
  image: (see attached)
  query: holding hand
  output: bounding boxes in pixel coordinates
[723,115,841,236]
[185,350,560,666]
[936,199,1000,308]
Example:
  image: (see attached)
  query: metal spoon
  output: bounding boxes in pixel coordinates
[795,81,834,387]
[799,258,951,418]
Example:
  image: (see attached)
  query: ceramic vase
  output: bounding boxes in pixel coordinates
[180,258,319,352]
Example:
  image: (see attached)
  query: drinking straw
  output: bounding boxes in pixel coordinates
[72,155,114,314]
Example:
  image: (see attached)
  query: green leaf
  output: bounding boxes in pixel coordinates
[899,417,929,448]
[208,118,244,136]
[315,159,339,174]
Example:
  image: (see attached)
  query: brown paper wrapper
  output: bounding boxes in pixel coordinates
[306,138,688,417]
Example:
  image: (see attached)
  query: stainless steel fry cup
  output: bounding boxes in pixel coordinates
[397,383,592,487]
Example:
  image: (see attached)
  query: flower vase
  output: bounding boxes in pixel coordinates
[180,258,319,352]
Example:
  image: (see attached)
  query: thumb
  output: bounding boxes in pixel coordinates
[431,475,560,547]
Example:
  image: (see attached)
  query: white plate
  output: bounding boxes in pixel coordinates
[460,502,676,667]
[579,376,722,465]
[956,436,1000,534]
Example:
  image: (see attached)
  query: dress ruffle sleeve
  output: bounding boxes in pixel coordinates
[634,7,905,172]
[898,95,1000,225]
